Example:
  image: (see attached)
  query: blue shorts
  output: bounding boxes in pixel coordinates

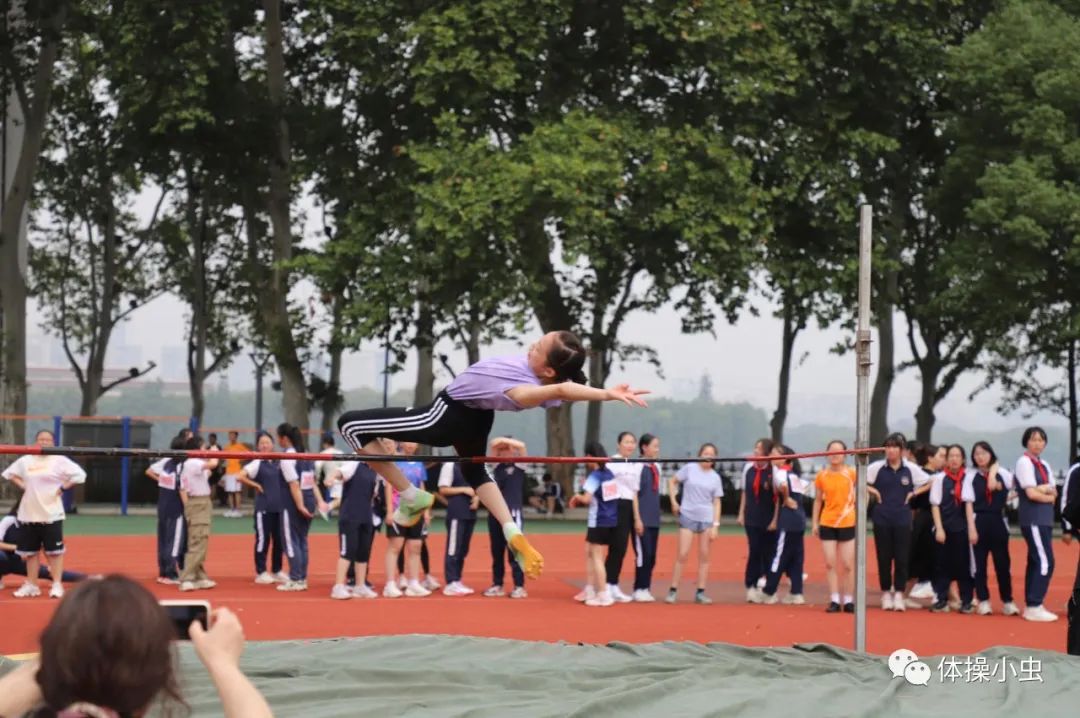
[678,514,711,533]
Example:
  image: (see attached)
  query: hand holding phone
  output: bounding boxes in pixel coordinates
[160,600,210,640]
[189,607,246,671]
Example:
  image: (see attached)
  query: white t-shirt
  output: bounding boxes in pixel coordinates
[2,455,86,523]
[930,470,976,505]
[179,458,212,497]
[608,457,641,500]
[149,458,177,491]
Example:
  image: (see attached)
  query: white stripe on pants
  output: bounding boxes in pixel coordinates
[1031,525,1049,575]
[171,519,184,559]
[448,519,458,557]
[770,531,787,574]
[341,399,448,438]
[256,512,265,553]
[283,512,295,558]
[634,535,644,568]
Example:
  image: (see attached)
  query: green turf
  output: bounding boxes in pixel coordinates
[61,512,731,536]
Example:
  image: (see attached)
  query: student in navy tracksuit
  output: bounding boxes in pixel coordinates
[239,432,287,584]
[1063,459,1080,654]
[145,440,186,584]
[1014,426,1059,622]
[739,438,779,603]
[483,438,528,598]
[762,451,806,604]
[278,423,328,592]
[439,461,479,596]
[329,460,379,599]
[867,433,929,612]
[967,441,1019,616]
[929,445,976,614]
[632,433,662,602]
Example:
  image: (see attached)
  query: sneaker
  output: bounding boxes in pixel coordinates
[1023,605,1058,622]
[254,572,276,585]
[746,587,764,604]
[586,591,614,607]
[274,571,290,583]
[930,600,950,613]
[443,583,470,597]
[404,582,431,597]
[397,575,409,590]
[506,527,544,579]
[156,577,180,585]
[277,580,307,592]
[762,592,779,605]
[331,584,353,600]
[909,581,935,599]
[976,600,992,615]
[782,594,806,605]
[48,583,64,599]
[509,586,528,599]
[383,582,403,598]
[422,575,442,591]
[893,591,906,612]
[843,602,855,614]
[14,582,41,598]
[1002,601,1021,616]
[195,579,217,590]
[695,592,713,605]
[574,586,595,603]
[665,590,678,604]
[484,585,506,598]
[902,598,923,610]
[633,589,656,603]
[352,585,378,599]
[948,599,962,611]
[826,601,841,613]
[609,585,633,603]
[391,489,435,527]
[959,603,975,615]
[881,592,895,611]
[179,581,197,592]
[456,582,475,595]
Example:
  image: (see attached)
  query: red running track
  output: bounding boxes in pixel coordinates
[1,533,1075,656]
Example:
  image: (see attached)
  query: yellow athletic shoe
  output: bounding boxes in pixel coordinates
[507,528,544,579]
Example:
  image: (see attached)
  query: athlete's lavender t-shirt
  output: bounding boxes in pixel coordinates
[446,355,562,412]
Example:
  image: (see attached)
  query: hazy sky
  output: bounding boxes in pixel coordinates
[28,285,1058,433]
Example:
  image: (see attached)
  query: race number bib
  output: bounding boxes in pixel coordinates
[601,480,619,502]
[159,474,177,491]
[300,471,316,490]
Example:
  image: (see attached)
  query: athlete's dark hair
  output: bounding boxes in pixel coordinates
[548,331,588,384]
[946,443,967,465]
[617,431,636,444]
[913,443,938,467]
[755,438,775,456]
[639,433,658,455]
[779,444,802,478]
[584,441,608,466]
[883,432,907,450]
[276,423,307,452]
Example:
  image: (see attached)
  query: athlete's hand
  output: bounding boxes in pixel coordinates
[634,518,644,536]
[784,497,798,510]
[767,520,777,532]
[708,526,718,541]
[736,511,744,527]
[254,485,265,495]
[606,384,650,408]
[469,496,480,511]
[811,523,819,537]
[1064,533,1074,545]
[935,528,946,545]
[969,529,979,546]
[298,506,314,520]
[671,502,681,517]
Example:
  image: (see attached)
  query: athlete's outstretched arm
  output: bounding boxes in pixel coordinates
[507,382,649,409]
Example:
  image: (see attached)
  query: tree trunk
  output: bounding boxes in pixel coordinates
[78,200,118,417]
[0,1,66,446]
[870,220,901,445]
[259,0,308,430]
[1069,338,1077,466]
[414,297,435,407]
[546,403,575,497]
[320,293,345,433]
[914,352,941,443]
[769,297,799,444]
[584,342,606,448]
[184,173,210,425]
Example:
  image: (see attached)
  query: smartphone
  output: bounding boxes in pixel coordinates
[160,600,210,640]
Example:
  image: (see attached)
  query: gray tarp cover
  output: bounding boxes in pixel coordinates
[173,636,1080,718]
